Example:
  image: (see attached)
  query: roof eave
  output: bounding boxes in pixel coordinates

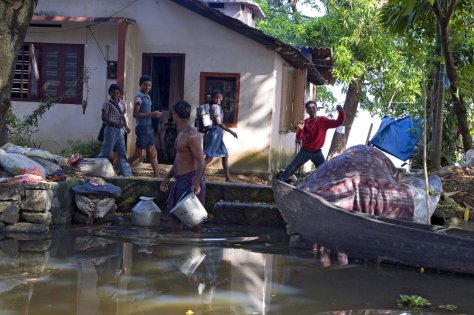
[170,0,326,85]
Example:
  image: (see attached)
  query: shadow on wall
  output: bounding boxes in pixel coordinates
[238,73,274,131]
[205,148,270,175]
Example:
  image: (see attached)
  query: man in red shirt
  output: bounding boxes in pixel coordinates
[277,101,345,182]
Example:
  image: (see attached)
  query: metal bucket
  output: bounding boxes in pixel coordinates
[171,246,206,276]
[170,191,208,228]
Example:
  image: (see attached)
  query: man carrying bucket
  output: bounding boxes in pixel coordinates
[160,100,206,226]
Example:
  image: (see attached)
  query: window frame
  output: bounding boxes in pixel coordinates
[199,72,240,128]
[11,42,84,104]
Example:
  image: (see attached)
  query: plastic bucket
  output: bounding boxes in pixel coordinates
[170,191,208,228]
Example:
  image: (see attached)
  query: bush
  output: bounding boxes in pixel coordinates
[60,137,101,158]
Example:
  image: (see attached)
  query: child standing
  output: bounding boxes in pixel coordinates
[128,75,163,177]
[97,84,132,176]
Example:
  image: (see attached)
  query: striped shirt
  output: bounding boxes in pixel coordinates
[102,99,123,128]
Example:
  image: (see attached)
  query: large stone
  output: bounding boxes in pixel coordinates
[0,202,18,213]
[0,186,22,201]
[19,239,52,252]
[2,223,49,234]
[1,232,49,241]
[0,239,19,257]
[0,203,20,224]
[50,180,83,225]
[20,189,52,212]
[21,212,52,225]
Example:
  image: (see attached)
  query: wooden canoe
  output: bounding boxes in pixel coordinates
[272,179,474,275]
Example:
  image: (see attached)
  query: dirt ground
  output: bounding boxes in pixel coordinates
[432,164,474,227]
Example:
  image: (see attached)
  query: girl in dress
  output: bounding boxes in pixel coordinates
[203,90,238,182]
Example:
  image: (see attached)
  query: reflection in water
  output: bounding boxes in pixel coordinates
[315,310,442,315]
[0,225,472,315]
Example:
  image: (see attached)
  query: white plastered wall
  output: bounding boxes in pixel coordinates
[14,0,295,174]
[12,23,120,153]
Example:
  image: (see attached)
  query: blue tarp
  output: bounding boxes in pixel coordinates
[370,116,423,161]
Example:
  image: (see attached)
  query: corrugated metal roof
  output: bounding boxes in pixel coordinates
[170,0,327,85]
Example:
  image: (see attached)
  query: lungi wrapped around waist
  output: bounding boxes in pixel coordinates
[166,170,206,212]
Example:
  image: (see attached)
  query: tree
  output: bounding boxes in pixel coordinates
[0,0,36,146]
[257,0,425,159]
[380,0,473,156]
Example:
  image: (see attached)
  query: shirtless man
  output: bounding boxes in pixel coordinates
[160,100,206,213]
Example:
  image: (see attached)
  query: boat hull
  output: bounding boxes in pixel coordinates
[272,179,474,275]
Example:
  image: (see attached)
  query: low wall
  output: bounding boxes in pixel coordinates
[0,178,276,232]
[0,180,84,233]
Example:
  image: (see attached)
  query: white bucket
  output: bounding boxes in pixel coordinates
[170,192,208,228]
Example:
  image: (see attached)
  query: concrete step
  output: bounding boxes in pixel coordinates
[210,201,285,228]
[206,182,274,206]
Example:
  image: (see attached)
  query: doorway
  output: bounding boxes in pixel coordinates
[142,54,184,164]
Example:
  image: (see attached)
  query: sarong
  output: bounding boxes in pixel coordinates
[166,170,206,212]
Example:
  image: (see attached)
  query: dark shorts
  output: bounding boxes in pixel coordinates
[135,125,155,149]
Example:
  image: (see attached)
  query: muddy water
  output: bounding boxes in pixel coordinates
[0,224,473,315]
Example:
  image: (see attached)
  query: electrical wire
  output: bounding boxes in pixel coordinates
[87,26,107,62]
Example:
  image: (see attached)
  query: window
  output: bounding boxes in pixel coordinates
[11,43,84,104]
[200,72,240,128]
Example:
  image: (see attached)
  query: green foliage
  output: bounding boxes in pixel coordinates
[257,0,473,159]
[60,137,101,158]
[397,294,432,309]
[255,0,315,46]
[6,107,17,128]
[380,0,474,153]
[316,86,337,106]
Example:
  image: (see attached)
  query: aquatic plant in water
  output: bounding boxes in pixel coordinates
[397,294,431,309]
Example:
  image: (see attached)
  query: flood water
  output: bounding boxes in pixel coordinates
[0,223,473,315]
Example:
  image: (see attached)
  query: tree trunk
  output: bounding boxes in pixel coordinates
[435,5,472,152]
[0,0,36,146]
[326,79,361,160]
[430,61,445,170]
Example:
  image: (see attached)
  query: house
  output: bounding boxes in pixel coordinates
[12,0,328,178]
